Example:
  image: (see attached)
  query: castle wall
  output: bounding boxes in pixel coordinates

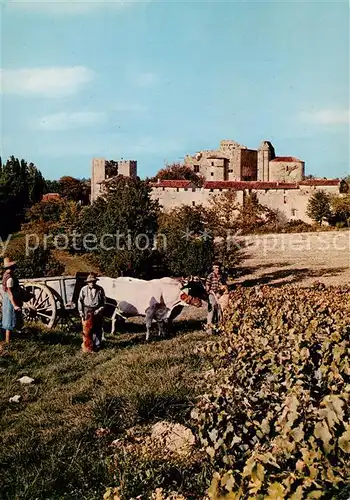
[150,185,245,210]
[241,149,258,181]
[151,183,341,223]
[207,158,226,181]
[268,160,305,183]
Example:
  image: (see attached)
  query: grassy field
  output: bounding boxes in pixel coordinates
[0,318,212,500]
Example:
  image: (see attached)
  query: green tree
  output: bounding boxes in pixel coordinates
[238,192,279,233]
[24,198,82,236]
[12,243,64,279]
[43,179,62,194]
[158,205,214,277]
[78,175,160,277]
[329,194,350,227]
[306,190,332,225]
[0,156,44,237]
[206,190,239,237]
[151,163,204,187]
[59,176,90,204]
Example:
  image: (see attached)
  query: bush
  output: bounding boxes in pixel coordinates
[307,191,331,225]
[23,198,81,236]
[151,163,204,188]
[158,205,214,277]
[78,176,160,278]
[192,285,350,498]
[12,244,64,279]
[283,219,315,233]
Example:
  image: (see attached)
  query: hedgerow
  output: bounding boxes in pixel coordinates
[192,284,350,499]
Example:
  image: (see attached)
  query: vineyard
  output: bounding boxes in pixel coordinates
[191,284,350,499]
[1,284,349,499]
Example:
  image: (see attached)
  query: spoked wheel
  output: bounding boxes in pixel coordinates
[22,282,57,329]
[56,308,79,332]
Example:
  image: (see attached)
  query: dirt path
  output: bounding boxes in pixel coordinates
[233,230,350,287]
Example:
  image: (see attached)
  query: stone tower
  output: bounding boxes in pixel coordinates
[118,160,137,178]
[257,141,275,182]
[91,158,138,203]
[91,158,106,202]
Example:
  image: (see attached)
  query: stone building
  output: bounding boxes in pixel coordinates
[150,179,344,224]
[90,142,344,224]
[184,139,305,184]
[91,158,137,202]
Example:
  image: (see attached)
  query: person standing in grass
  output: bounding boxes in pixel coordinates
[1,257,23,345]
[205,261,227,334]
[78,273,106,352]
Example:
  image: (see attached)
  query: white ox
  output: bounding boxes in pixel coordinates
[97,276,207,340]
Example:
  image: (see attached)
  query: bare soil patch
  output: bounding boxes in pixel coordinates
[234,230,350,287]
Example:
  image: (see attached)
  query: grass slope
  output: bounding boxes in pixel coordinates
[0,321,210,500]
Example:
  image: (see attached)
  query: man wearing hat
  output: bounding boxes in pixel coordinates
[78,273,106,352]
[1,257,23,345]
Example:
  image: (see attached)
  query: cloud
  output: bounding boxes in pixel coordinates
[35,112,107,131]
[300,109,349,125]
[0,66,94,98]
[3,0,141,14]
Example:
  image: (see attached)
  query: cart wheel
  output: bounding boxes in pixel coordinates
[22,282,57,329]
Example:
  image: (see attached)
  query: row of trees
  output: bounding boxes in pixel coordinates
[0,156,91,238]
[0,157,45,238]
[44,176,90,204]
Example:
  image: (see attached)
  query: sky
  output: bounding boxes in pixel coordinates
[1,0,349,180]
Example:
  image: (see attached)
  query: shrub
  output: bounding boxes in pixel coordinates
[23,198,81,236]
[328,194,350,228]
[158,205,214,277]
[78,176,160,278]
[192,284,350,498]
[151,163,204,188]
[12,244,64,278]
[283,219,315,233]
[307,191,332,225]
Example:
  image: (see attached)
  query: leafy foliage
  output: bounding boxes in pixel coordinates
[11,244,64,278]
[43,179,61,195]
[237,193,281,235]
[206,191,240,236]
[151,163,204,187]
[158,205,214,277]
[206,192,282,237]
[77,175,161,278]
[59,176,90,204]
[328,194,350,228]
[307,191,332,225]
[0,156,45,237]
[192,284,350,499]
[43,177,90,205]
[23,198,82,236]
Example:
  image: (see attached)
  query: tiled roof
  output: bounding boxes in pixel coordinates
[151,179,340,191]
[42,193,61,200]
[270,156,303,163]
[299,179,340,186]
[151,180,192,188]
[203,181,299,190]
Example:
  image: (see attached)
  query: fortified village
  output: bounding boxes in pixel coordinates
[91,139,347,223]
